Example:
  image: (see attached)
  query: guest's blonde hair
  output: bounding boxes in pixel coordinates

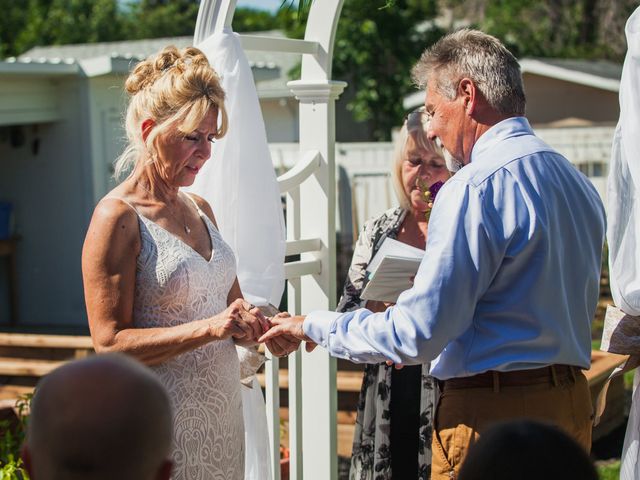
[391,111,444,210]
[114,45,228,179]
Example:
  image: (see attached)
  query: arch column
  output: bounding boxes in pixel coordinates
[287,79,346,480]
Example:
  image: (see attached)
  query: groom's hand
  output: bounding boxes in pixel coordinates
[259,315,317,353]
[262,312,301,357]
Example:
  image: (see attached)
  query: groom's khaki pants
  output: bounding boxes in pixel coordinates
[430,365,593,480]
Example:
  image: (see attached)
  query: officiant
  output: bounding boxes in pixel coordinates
[261,29,606,480]
[337,109,450,479]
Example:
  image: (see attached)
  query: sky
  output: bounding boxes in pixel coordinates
[237,0,283,12]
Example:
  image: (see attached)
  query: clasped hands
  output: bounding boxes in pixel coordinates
[214,299,313,357]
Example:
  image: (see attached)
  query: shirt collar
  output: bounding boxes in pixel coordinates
[470,116,533,164]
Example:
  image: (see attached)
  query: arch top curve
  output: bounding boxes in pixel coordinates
[193,0,237,45]
[302,0,345,81]
[195,0,345,83]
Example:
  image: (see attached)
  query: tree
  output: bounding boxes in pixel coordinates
[233,8,280,32]
[0,0,29,57]
[124,2,282,39]
[124,0,200,39]
[441,0,637,61]
[281,0,444,141]
[2,0,126,57]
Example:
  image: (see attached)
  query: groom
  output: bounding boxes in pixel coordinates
[261,29,606,479]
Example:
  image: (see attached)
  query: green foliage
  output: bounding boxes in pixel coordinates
[281,0,443,140]
[233,8,280,33]
[0,0,29,58]
[8,0,127,57]
[0,394,32,480]
[0,0,281,57]
[442,0,637,62]
[2,0,637,139]
[124,0,199,39]
[597,460,621,480]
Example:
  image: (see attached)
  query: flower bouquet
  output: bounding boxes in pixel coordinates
[416,179,445,222]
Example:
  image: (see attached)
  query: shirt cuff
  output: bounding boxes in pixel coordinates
[303,310,342,348]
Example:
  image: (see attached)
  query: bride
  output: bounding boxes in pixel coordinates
[82,45,293,480]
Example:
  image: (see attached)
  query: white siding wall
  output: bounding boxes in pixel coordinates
[0,77,63,126]
[0,77,93,327]
[87,75,128,203]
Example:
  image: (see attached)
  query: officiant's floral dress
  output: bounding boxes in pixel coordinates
[338,207,437,480]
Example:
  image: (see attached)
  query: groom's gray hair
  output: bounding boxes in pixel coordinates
[412,29,526,116]
[25,353,173,480]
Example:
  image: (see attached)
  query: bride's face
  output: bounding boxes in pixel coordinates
[153,108,218,188]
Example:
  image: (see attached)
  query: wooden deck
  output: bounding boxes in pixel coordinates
[0,333,628,457]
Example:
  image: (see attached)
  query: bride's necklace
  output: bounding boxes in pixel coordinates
[136,181,191,235]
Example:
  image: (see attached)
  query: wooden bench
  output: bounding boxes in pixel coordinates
[0,333,93,351]
[0,333,94,400]
[256,369,363,393]
[0,332,627,455]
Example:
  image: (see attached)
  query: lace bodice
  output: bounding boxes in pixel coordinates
[132,198,244,480]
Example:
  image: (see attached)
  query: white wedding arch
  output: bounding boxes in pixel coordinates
[194,1,346,479]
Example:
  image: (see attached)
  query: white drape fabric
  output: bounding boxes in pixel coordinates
[188,28,286,308]
[609,6,640,317]
[610,7,640,479]
[187,26,285,480]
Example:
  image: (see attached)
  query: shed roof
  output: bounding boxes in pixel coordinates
[11,31,297,97]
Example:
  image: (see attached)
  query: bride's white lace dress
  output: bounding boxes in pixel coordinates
[132,199,244,480]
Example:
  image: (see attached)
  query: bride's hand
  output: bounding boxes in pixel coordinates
[208,299,268,342]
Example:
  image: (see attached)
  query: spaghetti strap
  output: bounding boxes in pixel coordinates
[182,192,219,231]
[182,192,204,215]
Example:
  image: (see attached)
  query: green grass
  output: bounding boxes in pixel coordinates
[597,460,621,479]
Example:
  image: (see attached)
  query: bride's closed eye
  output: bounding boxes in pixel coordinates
[184,133,216,144]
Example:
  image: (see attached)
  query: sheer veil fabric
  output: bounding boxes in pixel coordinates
[610,7,640,479]
[188,29,285,309]
[187,27,286,480]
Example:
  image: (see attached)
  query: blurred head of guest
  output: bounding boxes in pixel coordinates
[22,354,173,480]
[458,419,598,480]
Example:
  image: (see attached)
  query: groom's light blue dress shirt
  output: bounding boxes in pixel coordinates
[304,117,606,380]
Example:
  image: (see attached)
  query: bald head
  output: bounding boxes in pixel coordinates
[23,354,172,480]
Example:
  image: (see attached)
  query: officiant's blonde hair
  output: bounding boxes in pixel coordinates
[392,114,444,210]
[114,45,229,179]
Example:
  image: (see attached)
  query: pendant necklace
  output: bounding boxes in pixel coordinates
[137,181,191,235]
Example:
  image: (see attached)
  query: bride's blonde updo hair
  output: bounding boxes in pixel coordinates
[114,45,228,179]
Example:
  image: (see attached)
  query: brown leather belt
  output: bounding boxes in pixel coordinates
[441,364,580,392]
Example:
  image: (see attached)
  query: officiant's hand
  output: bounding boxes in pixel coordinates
[259,315,317,353]
[263,312,302,357]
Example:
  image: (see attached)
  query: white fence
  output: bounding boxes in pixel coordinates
[271,124,614,242]
[535,125,613,201]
